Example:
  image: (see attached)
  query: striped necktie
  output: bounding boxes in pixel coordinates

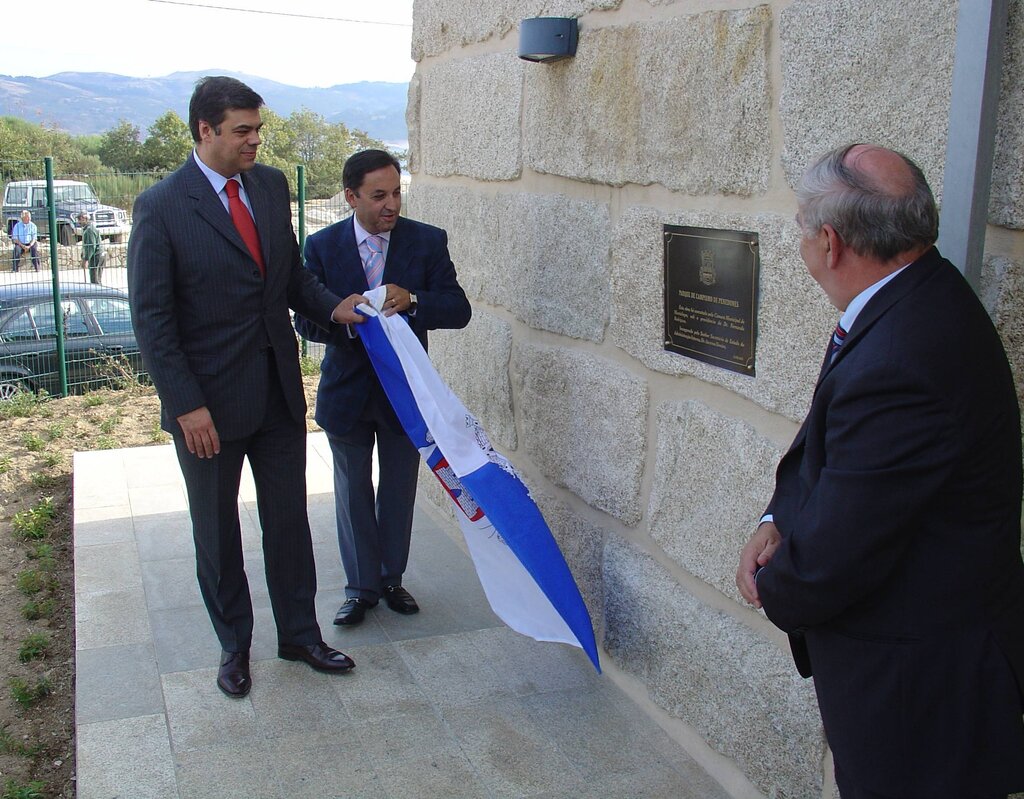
[828,322,847,363]
[363,235,385,289]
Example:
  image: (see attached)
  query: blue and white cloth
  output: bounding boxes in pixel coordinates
[355,287,601,672]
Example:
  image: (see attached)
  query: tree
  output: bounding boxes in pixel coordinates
[255,106,392,199]
[0,116,93,180]
[98,120,144,172]
[141,111,192,172]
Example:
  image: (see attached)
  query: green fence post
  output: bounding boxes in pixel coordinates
[297,164,307,357]
[45,157,69,398]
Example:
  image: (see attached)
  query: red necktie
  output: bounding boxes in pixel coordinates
[225,178,265,277]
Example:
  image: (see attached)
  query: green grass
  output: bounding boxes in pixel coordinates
[94,435,117,450]
[15,570,45,596]
[299,355,321,376]
[83,394,105,407]
[149,420,169,443]
[8,677,50,710]
[21,599,55,622]
[19,432,45,453]
[11,498,55,541]
[98,411,122,434]
[0,391,44,421]
[0,456,11,474]
[0,728,41,757]
[26,543,53,561]
[28,472,60,491]
[41,451,63,468]
[18,634,49,663]
[1,779,46,799]
[45,422,65,440]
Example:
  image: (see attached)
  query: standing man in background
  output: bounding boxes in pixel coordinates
[737,143,1024,798]
[129,76,367,699]
[295,149,471,627]
[79,212,103,284]
[11,210,40,272]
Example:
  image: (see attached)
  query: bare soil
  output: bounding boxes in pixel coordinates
[0,377,321,797]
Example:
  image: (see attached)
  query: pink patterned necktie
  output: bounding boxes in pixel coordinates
[363,235,385,288]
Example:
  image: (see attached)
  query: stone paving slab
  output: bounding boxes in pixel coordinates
[73,435,729,799]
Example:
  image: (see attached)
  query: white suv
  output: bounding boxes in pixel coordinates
[3,179,131,245]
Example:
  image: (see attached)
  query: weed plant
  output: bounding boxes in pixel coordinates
[1,779,46,799]
[0,728,40,757]
[15,571,45,596]
[17,634,49,663]
[21,599,54,621]
[11,499,54,541]
[8,677,50,710]
[19,433,45,453]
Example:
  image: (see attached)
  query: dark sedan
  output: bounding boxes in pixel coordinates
[0,282,145,400]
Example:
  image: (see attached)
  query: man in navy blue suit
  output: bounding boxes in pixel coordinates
[737,144,1024,798]
[295,149,471,627]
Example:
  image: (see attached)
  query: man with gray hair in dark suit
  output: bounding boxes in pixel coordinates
[128,76,369,698]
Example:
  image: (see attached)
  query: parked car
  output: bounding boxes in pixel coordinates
[3,179,131,245]
[0,282,144,400]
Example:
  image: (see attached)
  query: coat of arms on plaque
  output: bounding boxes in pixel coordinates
[699,249,716,286]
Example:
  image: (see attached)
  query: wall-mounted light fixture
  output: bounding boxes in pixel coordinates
[518,17,578,63]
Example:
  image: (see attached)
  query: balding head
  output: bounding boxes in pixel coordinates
[796,143,938,263]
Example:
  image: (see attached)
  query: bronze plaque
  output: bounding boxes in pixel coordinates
[663,225,759,376]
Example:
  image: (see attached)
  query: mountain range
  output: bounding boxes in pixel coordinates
[0,70,410,147]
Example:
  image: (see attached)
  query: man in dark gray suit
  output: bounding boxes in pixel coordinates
[128,76,367,698]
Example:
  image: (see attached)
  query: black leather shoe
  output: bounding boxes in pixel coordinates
[278,641,355,673]
[383,585,419,615]
[217,650,251,698]
[333,597,373,626]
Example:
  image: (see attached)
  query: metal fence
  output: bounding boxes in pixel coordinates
[0,157,356,400]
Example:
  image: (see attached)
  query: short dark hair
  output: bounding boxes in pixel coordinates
[188,76,264,142]
[797,143,939,261]
[343,149,401,192]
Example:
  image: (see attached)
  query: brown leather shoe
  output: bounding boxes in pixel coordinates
[278,641,355,673]
[383,585,419,615]
[217,650,251,698]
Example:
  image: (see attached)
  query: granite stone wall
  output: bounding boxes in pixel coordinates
[408,0,1024,795]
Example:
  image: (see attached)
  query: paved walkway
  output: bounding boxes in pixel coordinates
[72,433,727,799]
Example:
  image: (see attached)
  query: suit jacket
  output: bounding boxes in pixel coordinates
[758,248,1024,796]
[294,214,471,436]
[128,154,342,439]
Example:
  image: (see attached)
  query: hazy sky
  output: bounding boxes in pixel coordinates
[0,0,415,87]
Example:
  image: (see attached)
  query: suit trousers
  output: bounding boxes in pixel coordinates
[174,355,322,652]
[834,763,1007,799]
[327,390,419,603]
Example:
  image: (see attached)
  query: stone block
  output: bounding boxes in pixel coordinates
[406,72,422,175]
[429,309,517,450]
[603,534,826,798]
[649,401,785,601]
[492,193,611,341]
[412,0,622,60]
[534,493,606,627]
[511,342,647,523]
[980,254,1024,412]
[991,0,1024,229]
[610,206,834,422]
[419,54,524,180]
[408,186,611,341]
[407,185,495,304]
[780,0,956,199]
[524,7,772,196]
